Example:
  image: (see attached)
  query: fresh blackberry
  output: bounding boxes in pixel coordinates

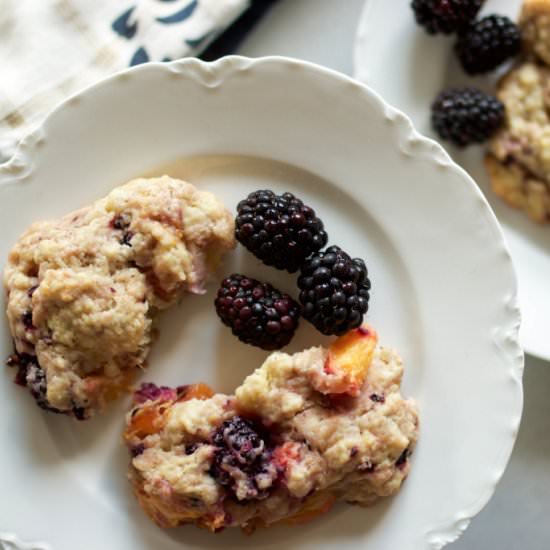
[235,190,328,273]
[209,416,277,501]
[411,0,483,34]
[215,274,300,350]
[298,246,371,336]
[456,15,521,75]
[431,87,505,147]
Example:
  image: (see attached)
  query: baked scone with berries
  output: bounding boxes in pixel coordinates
[520,0,550,65]
[484,0,550,223]
[123,326,419,533]
[486,62,550,223]
[4,176,235,419]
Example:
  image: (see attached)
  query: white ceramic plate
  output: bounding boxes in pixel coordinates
[0,57,522,550]
[354,0,550,361]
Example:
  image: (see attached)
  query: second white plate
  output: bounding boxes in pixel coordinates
[354,0,550,361]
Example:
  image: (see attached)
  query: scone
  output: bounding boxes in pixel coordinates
[486,62,550,223]
[4,176,235,419]
[520,0,550,65]
[123,326,419,533]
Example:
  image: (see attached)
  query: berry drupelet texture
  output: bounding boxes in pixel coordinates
[215,274,301,350]
[298,246,371,336]
[6,352,77,417]
[456,15,521,75]
[209,416,277,501]
[235,190,328,273]
[411,0,484,34]
[431,87,505,147]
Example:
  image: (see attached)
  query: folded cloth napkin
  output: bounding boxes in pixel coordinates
[0,0,249,162]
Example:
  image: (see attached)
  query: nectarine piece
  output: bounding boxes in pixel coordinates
[324,325,378,396]
[125,383,214,441]
[284,491,337,525]
[125,405,164,440]
[176,383,214,402]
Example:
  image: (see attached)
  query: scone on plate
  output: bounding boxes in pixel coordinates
[4,176,235,419]
[520,0,550,65]
[123,326,419,533]
[486,63,550,223]
[485,0,550,223]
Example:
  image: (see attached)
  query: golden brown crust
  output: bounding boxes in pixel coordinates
[522,0,550,17]
[520,0,550,64]
[486,60,550,223]
[485,154,550,223]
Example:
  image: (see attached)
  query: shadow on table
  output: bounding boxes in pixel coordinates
[449,358,550,549]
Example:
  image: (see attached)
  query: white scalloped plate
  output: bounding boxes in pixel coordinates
[0,57,522,550]
[354,0,550,361]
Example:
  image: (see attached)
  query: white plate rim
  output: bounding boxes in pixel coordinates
[0,55,524,550]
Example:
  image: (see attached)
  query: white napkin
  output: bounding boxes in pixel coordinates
[0,0,249,162]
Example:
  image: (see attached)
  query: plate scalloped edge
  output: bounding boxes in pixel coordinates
[368,80,524,549]
[0,56,524,549]
[370,68,524,550]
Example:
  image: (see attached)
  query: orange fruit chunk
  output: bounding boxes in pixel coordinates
[284,491,337,525]
[177,383,214,402]
[126,383,214,441]
[324,325,378,396]
[126,405,162,439]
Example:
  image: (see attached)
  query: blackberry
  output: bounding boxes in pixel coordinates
[431,87,504,147]
[456,15,521,75]
[7,353,63,415]
[110,212,133,246]
[7,352,36,387]
[215,274,300,350]
[298,246,371,336]
[396,448,411,468]
[21,310,34,330]
[209,416,277,501]
[411,0,483,34]
[131,443,145,458]
[235,190,328,273]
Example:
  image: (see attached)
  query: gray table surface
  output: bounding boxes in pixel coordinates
[237,1,550,548]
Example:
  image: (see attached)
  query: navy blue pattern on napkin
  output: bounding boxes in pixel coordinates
[112,6,138,39]
[156,0,198,24]
[112,0,279,66]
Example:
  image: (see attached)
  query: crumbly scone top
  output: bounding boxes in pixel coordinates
[4,176,235,416]
[125,339,419,531]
